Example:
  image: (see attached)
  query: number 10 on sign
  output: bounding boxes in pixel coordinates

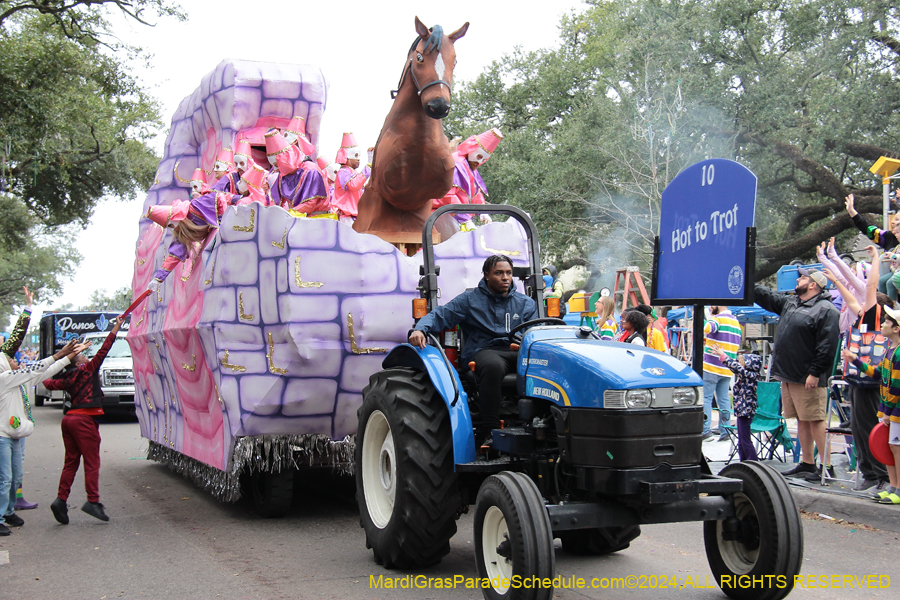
[701,164,714,186]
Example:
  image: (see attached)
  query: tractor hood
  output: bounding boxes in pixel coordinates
[517,327,702,409]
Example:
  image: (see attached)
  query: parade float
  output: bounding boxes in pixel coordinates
[128,57,531,514]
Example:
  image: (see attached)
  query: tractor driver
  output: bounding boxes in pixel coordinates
[408,255,537,446]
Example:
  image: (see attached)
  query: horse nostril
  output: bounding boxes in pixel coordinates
[425,98,451,119]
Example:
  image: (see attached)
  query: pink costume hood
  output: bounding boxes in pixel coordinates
[240,161,269,204]
[265,128,303,176]
[335,132,359,164]
[215,149,235,172]
[146,200,190,228]
[457,128,504,165]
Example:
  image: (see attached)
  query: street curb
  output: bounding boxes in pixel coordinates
[788,484,900,533]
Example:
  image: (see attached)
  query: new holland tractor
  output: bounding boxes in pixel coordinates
[355,205,803,600]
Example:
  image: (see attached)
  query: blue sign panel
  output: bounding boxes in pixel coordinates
[655,159,757,302]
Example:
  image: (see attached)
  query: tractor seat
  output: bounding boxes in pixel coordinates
[466,361,519,389]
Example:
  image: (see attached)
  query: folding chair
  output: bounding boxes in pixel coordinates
[820,377,857,486]
[722,381,793,462]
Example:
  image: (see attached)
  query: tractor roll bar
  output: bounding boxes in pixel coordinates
[421,205,545,318]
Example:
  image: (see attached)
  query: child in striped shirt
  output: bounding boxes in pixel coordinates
[844,305,900,505]
[594,297,618,341]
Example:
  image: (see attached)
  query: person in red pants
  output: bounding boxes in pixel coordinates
[42,316,125,524]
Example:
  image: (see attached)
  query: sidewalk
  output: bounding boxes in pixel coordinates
[703,426,900,534]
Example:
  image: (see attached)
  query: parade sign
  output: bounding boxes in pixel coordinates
[653,159,757,304]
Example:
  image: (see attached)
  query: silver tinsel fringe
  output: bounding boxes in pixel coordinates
[147,434,356,503]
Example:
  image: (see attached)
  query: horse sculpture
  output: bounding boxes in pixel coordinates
[353,16,468,237]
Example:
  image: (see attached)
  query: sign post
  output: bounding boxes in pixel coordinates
[652,159,757,375]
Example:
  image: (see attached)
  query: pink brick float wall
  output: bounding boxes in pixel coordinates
[129,60,329,473]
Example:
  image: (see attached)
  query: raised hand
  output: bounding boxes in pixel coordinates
[23,286,34,307]
[865,245,879,260]
[67,341,92,359]
[54,339,77,360]
[845,193,857,217]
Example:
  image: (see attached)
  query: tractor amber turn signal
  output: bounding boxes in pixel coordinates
[547,297,560,317]
[412,298,428,319]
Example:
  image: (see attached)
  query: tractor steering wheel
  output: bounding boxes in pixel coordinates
[508,317,567,344]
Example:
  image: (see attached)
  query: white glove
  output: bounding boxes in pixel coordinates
[148,280,160,293]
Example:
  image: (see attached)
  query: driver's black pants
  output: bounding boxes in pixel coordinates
[473,348,519,430]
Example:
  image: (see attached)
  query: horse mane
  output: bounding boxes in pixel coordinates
[407,24,444,56]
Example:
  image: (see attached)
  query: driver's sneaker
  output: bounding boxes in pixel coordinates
[0,523,9,536]
[781,462,817,478]
[81,501,109,522]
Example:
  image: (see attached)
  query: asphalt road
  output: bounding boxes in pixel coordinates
[1,403,895,600]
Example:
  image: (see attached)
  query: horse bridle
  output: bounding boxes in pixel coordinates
[391,49,451,99]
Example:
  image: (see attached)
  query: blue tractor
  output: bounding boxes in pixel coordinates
[355,206,803,600]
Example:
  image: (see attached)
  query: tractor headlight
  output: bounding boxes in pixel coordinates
[625,389,653,408]
[672,386,700,406]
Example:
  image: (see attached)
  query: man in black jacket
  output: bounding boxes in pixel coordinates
[755,268,840,480]
[410,255,537,443]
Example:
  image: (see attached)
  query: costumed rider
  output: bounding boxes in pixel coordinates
[332,132,366,224]
[145,177,255,291]
[542,265,566,317]
[237,161,271,205]
[265,128,329,216]
[211,148,239,194]
[434,128,503,231]
[408,254,537,448]
[324,162,340,203]
[232,138,253,175]
[175,162,212,198]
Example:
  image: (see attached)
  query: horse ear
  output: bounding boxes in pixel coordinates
[448,22,469,41]
[414,16,429,39]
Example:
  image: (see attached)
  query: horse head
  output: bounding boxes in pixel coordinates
[404,16,469,120]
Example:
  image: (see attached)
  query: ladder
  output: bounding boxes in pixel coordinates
[613,267,650,314]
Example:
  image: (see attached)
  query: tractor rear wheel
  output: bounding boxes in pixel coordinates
[356,367,460,568]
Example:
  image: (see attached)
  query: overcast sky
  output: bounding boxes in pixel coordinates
[25,0,586,324]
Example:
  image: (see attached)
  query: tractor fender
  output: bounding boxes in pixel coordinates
[382,344,477,465]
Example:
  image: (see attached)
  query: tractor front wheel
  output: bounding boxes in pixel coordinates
[704,461,803,600]
[474,472,554,600]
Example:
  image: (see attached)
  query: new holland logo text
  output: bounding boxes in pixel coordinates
[533,386,560,402]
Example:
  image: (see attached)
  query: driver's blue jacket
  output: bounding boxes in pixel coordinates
[414,279,538,365]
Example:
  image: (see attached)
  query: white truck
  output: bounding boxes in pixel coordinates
[34,312,133,411]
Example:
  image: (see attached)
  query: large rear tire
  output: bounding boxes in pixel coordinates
[474,472,555,600]
[704,461,803,600]
[356,367,460,569]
